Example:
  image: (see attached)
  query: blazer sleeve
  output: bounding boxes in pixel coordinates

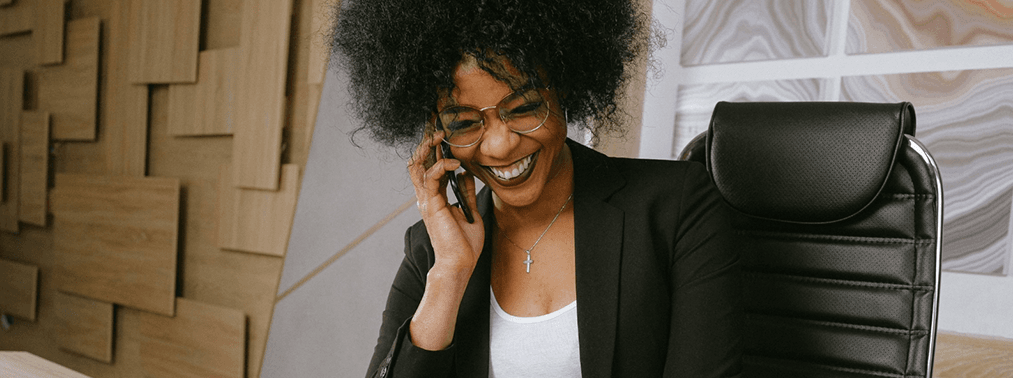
[664,163,743,377]
[365,226,457,378]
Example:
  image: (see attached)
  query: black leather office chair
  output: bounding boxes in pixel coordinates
[681,102,942,378]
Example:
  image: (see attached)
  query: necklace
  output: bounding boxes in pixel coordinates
[497,193,573,273]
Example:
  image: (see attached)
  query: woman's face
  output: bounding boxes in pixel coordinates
[442,63,569,209]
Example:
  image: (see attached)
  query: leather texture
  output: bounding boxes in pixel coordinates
[705,102,916,224]
[683,102,940,378]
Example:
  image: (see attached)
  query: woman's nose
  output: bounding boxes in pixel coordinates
[479,115,520,159]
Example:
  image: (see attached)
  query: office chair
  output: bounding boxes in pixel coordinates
[681,102,942,378]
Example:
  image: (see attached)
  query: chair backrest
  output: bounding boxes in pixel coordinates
[682,102,942,378]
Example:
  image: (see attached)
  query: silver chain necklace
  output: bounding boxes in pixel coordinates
[497,193,573,273]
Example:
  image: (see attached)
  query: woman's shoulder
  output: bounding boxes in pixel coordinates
[568,139,710,193]
[610,156,711,194]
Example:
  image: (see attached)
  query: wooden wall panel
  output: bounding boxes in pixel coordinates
[0,0,31,36]
[0,258,38,321]
[127,0,201,83]
[218,164,299,256]
[1,144,4,201]
[0,0,315,376]
[0,68,23,233]
[167,48,239,136]
[18,111,49,226]
[51,174,180,316]
[55,292,114,363]
[307,0,336,86]
[105,0,149,176]
[0,352,91,378]
[202,0,242,50]
[147,85,280,378]
[233,0,294,190]
[139,298,245,378]
[38,17,100,141]
[34,0,65,65]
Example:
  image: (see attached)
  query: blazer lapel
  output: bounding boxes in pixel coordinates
[454,187,495,377]
[569,140,626,378]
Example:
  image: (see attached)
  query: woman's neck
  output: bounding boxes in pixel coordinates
[492,143,574,231]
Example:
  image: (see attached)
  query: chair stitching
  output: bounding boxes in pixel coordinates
[748,313,930,336]
[880,193,934,199]
[745,356,923,378]
[739,231,932,245]
[746,272,934,291]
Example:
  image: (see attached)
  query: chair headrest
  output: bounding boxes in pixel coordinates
[707,101,916,224]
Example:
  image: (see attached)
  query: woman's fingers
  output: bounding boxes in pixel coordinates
[459,171,480,218]
[408,131,467,219]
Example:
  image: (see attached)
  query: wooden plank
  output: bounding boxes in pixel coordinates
[0,68,22,233]
[38,17,100,141]
[307,0,336,85]
[0,352,91,378]
[147,85,281,378]
[127,0,201,83]
[139,298,245,378]
[0,258,38,321]
[203,0,242,50]
[218,164,299,256]
[105,0,149,176]
[167,48,239,136]
[0,0,31,36]
[34,0,65,65]
[55,292,114,363]
[935,332,1013,377]
[51,173,180,316]
[18,111,49,226]
[233,0,294,190]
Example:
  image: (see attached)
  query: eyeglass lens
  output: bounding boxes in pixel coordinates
[438,89,549,147]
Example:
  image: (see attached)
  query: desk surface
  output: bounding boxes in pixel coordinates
[0,352,90,378]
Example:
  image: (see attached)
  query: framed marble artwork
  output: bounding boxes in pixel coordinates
[670,78,834,157]
[682,0,832,66]
[842,68,1013,275]
[848,0,1013,54]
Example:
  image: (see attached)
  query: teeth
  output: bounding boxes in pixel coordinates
[490,154,533,180]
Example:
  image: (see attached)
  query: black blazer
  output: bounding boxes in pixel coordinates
[368,139,742,377]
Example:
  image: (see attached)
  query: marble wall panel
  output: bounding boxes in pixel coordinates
[682,0,831,66]
[847,0,1013,54]
[671,78,832,158]
[842,68,1013,275]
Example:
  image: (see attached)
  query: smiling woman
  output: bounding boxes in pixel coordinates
[329,1,744,377]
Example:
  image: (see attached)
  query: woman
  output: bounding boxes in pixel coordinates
[331,0,742,377]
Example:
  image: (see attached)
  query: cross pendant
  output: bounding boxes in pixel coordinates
[523,250,533,273]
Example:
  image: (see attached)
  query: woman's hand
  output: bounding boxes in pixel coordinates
[406,131,484,351]
[408,131,485,270]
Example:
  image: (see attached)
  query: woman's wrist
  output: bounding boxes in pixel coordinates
[410,263,473,351]
[428,260,475,284]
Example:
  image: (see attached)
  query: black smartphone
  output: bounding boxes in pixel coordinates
[442,142,475,223]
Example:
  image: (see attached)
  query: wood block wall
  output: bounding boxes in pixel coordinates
[0,0,325,376]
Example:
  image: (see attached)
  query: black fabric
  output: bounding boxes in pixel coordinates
[707,102,916,224]
[682,102,940,378]
[366,139,744,377]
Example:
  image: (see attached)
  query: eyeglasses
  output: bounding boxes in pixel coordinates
[437,87,550,148]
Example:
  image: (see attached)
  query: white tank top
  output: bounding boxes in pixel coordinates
[489,287,582,378]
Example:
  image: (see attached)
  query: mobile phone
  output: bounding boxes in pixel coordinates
[442,142,475,223]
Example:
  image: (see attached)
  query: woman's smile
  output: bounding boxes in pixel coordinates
[484,151,538,183]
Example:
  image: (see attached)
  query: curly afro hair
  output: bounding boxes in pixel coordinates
[330,0,650,149]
